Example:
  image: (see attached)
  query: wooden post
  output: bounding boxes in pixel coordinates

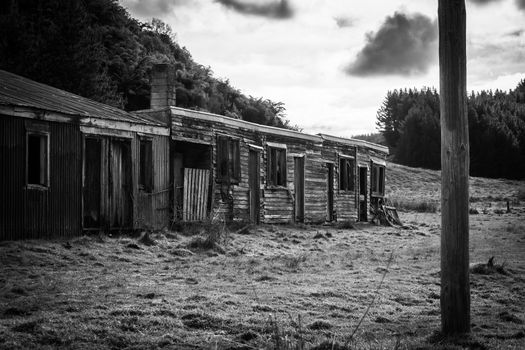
[439,0,470,334]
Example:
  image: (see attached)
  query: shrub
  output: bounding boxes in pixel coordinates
[517,188,525,201]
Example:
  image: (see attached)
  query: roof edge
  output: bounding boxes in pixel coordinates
[318,133,389,154]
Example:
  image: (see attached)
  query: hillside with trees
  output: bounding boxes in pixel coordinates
[0,0,294,129]
[376,82,525,179]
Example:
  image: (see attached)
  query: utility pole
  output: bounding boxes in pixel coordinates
[439,0,470,334]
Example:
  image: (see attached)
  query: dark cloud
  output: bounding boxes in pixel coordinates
[346,12,438,77]
[125,0,188,18]
[506,29,524,37]
[517,0,525,10]
[334,16,355,28]
[215,0,294,19]
[468,0,502,4]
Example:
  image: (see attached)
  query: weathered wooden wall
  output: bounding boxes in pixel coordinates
[0,116,82,240]
[156,109,390,226]
[170,110,334,224]
[321,141,358,222]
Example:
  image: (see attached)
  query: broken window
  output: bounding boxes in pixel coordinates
[267,146,287,186]
[26,132,49,187]
[139,138,153,192]
[217,135,240,184]
[339,157,355,191]
[371,163,385,196]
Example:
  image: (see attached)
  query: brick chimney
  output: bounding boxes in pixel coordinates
[150,63,176,110]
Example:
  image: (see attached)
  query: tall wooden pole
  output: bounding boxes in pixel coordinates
[439,0,470,335]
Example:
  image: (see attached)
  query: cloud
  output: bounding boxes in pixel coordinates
[506,29,524,37]
[124,0,189,18]
[334,16,355,28]
[517,0,525,10]
[214,0,294,19]
[468,0,502,5]
[346,12,438,77]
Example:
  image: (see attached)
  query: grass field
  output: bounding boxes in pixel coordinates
[1,163,524,349]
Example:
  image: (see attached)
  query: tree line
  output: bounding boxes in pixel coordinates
[0,0,296,129]
[376,81,525,179]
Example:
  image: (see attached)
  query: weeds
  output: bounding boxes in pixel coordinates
[184,220,230,252]
[516,188,525,201]
[337,221,355,230]
[387,195,438,213]
[282,254,307,270]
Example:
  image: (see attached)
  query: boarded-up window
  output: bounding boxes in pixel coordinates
[217,136,240,183]
[371,163,385,196]
[26,132,49,187]
[267,146,286,186]
[339,157,355,191]
[139,138,153,192]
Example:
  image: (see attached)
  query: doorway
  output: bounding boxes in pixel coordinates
[83,137,101,229]
[249,150,260,224]
[358,166,368,221]
[294,157,305,223]
[327,163,334,221]
[109,139,133,228]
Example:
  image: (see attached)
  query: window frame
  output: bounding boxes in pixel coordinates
[139,137,154,192]
[26,131,50,189]
[216,135,241,184]
[371,163,386,197]
[267,145,287,187]
[339,156,355,192]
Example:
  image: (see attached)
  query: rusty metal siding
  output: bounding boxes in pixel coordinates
[152,135,170,229]
[0,116,82,240]
[135,134,170,230]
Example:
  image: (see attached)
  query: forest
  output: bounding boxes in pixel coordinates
[375,83,525,179]
[1,0,524,179]
[0,0,294,129]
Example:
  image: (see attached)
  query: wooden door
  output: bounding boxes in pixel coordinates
[327,163,334,221]
[83,138,101,229]
[359,166,368,221]
[109,139,132,228]
[294,157,305,223]
[249,150,260,224]
[182,168,210,221]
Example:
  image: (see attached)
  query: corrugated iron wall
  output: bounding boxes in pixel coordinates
[0,116,82,240]
[134,134,170,230]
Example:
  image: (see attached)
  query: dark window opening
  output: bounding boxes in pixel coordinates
[339,157,355,191]
[371,164,385,196]
[139,139,153,192]
[27,133,49,187]
[217,136,240,183]
[267,146,287,186]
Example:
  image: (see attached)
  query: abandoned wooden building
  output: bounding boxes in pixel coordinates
[0,67,388,240]
[0,69,170,240]
[135,64,389,226]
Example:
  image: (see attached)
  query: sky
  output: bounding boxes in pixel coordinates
[121,0,525,137]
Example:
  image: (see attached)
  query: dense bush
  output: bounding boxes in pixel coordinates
[0,0,295,129]
[377,82,525,179]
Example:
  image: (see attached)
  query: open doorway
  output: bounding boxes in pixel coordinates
[172,141,212,222]
[358,166,368,222]
[294,157,305,223]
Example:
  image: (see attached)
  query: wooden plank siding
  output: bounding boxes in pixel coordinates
[0,116,83,240]
[167,109,389,225]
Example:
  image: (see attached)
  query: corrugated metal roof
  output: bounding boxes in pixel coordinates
[0,69,162,126]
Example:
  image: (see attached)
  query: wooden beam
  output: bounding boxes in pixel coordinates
[439,0,470,335]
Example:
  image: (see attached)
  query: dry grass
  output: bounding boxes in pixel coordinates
[1,164,524,349]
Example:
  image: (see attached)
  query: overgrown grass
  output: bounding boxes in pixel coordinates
[387,195,439,213]
[517,188,525,202]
